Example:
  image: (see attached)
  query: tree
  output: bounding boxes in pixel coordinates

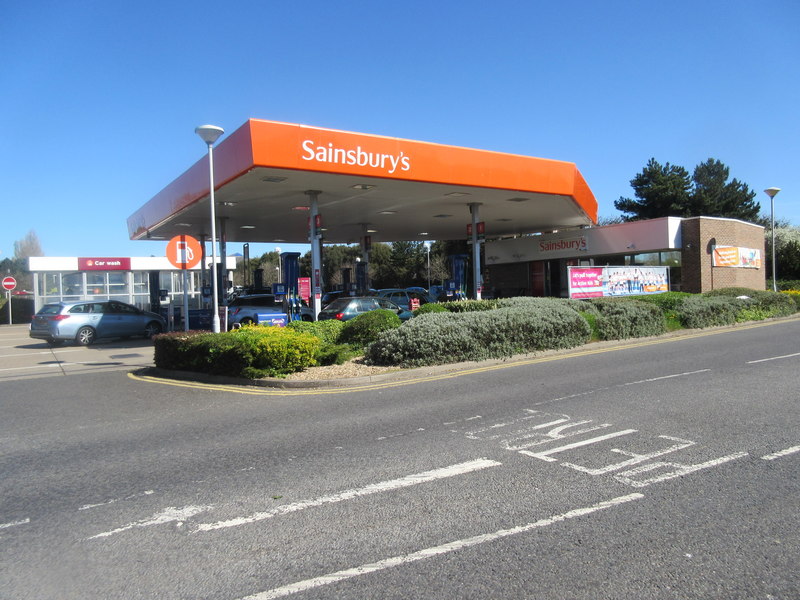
[689,159,759,222]
[614,158,691,220]
[615,158,760,222]
[13,230,43,259]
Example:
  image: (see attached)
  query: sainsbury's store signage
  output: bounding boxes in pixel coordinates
[301,139,411,175]
[78,257,131,271]
[539,236,588,254]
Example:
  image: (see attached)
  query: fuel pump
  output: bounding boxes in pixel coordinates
[280,252,302,320]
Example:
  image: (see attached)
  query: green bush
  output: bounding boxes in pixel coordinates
[412,302,448,317]
[314,343,361,366]
[439,299,500,313]
[153,326,320,378]
[676,295,742,329]
[340,309,402,348]
[633,292,693,312]
[287,319,345,345]
[365,300,590,367]
[587,298,666,340]
[703,288,797,318]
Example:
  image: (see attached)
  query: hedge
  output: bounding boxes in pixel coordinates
[586,298,667,340]
[339,309,402,348]
[365,299,590,367]
[154,325,319,378]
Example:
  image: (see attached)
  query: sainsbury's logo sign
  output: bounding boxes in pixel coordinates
[301,139,411,174]
[539,237,588,253]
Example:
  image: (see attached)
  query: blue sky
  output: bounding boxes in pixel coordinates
[2,1,798,261]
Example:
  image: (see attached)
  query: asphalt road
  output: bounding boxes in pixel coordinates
[1,318,799,599]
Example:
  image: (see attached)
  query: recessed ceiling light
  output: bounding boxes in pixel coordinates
[274,239,285,242]
[378,210,397,215]
[176,223,192,227]
[292,206,310,211]
[433,214,452,218]
[367,229,378,233]
[496,218,512,222]
[221,201,237,207]
[445,192,470,197]
[419,232,429,236]
[240,225,256,229]
[352,184,376,190]
[506,197,529,203]
[261,176,287,183]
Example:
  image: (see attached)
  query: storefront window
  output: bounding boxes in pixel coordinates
[87,273,106,296]
[42,273,60,297]
[62,272,83,300]
[108,271,128,297]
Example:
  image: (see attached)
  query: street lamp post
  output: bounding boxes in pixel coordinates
[764,187,781,292]
[195,125,225,333]
[275,246,282,285]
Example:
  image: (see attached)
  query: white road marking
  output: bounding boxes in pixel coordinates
[614,452,749,488]
[239,493,645,600]
[87,505,211,540]
[761,445,800,461]
[747,352,800,364]
[0,518,30,530]
[79,490,155,511]
[623,369,710,385]
[197,459,502,532]
[562,435,695,476]
[519,429,638,462]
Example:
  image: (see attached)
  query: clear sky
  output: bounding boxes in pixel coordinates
[2,1,798,261]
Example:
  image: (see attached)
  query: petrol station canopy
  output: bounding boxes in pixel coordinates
[127,119,598,245]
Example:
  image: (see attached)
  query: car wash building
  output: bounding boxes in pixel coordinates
[28,255,238,313]
[127,119,767,317]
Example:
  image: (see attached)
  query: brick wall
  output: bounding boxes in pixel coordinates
[681,217,765,293]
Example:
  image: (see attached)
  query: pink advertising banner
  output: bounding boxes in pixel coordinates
[568,266,669,299]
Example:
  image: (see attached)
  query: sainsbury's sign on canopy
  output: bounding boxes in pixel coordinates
[301,139,411,175]
[539,237,588,253]
[78,257,131,271]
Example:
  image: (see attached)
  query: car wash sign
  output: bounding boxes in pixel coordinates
[568,266,669,299]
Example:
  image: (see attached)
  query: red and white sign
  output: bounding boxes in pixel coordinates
[166,235,202,269]
[78,257,132,271]
[2,276,17,291]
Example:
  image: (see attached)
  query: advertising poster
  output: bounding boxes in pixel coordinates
[569,266,669,299]
[712,246,762,268]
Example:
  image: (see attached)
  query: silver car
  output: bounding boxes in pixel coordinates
[29,300,166,346]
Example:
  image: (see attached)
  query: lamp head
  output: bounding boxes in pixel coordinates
[764,187,781,199]
[195,124,224,145]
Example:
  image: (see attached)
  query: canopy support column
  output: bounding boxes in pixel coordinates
[306,190,323,319]
[470,203,483,300]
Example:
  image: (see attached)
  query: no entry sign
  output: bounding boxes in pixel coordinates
[2,276,17,291]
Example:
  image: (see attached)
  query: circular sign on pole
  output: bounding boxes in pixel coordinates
[2,276,17,291]
[166,235,202,269]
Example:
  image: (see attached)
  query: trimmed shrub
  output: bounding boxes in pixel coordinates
[633,292,693,312]
[703,287,797,319]
[340,309,402,348]
[587,298,666,340]
[439,299,500,313]
[676,295,742,329]
[153,326,320,378]
[413,302,448,317]
[365,300,591,367]
[287,319,345,345]
[781,290,800,310]
[314,343,361,366]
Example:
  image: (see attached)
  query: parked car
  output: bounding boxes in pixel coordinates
[227,294,313,327]
[317,296,414,322]
[29,300,166,346]
[374,288,431,310]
